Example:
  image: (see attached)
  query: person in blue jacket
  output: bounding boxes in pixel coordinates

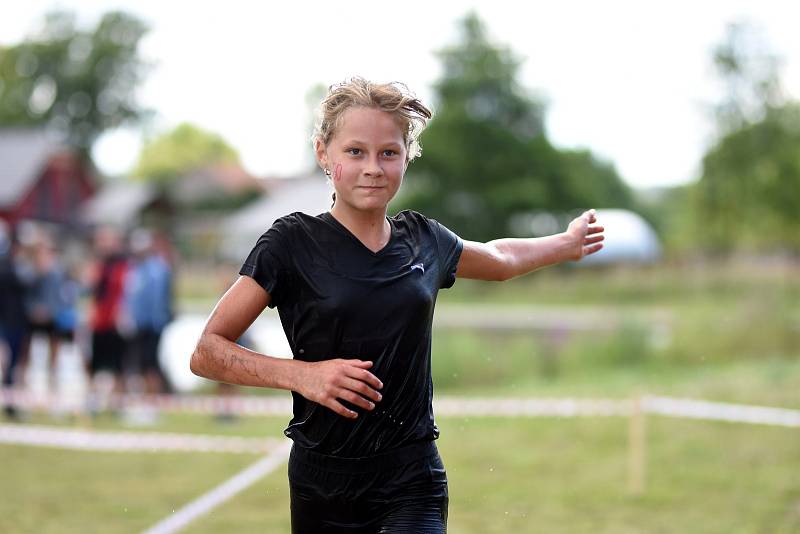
[125,229,173,396]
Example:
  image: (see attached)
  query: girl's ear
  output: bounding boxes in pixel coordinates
[314,139,328,171]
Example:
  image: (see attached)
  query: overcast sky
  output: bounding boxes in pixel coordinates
[3,1,800,189]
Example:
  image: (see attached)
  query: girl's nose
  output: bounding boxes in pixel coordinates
[364,156,384,177]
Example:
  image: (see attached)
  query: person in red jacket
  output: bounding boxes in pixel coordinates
[86,226,129,412]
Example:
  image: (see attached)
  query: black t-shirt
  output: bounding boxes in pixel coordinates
[240,210,463,456]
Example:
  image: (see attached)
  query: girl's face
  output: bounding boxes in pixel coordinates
[317,106,407,214]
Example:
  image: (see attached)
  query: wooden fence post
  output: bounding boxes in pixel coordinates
[628,393,646,495]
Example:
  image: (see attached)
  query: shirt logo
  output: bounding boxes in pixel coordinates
[410,262,425,274]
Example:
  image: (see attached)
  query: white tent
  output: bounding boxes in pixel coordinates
[580,209,661,264]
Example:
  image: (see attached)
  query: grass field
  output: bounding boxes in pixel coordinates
[3,261,798,532]
[2,411,798,533]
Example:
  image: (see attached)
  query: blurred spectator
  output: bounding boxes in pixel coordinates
[86,226,129,412]
[21,236,75,393]
[124,229,174,396]
[0,222,29,420]
[53,265,81,348]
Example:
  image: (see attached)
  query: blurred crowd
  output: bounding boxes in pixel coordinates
[0,221,175,422]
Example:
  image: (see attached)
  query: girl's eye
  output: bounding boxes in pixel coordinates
[382,150,397,157]
[347,148,361,155]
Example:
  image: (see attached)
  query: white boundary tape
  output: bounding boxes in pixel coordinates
[644,396,800,428]
[435,397,631,417]
[141,439,292,534]
[435,396,800,427]
[5,389,294,416]
[0,424,282,454]
[5,390,800,427]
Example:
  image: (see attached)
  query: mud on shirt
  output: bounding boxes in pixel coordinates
[240,210,463,457]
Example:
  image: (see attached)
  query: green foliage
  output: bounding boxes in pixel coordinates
[0,10,150,153]
[692,20,800,254]
[694,104,800,253]
[189,189,260,212]
[712,21,783,135]
[397,12,632,241]
[133,122,240,182]
[633,185,695,254]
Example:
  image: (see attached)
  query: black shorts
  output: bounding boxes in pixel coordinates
[28,319,55,336]
[90,329,125,375]
[288,440,448,533]
[28,320,73,341]
[132,329,162,372]
[54,327,74,342]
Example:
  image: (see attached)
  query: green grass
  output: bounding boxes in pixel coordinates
[0,445,260,534]
[4,262,797,532]
[440,260,800,308]
[430,326,800,408]
[439,417,800,534]
[239,416,800,533]
[4,414,797,533]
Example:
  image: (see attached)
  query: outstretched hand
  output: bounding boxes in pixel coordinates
[298,359,383,419]
[566,209,605,261]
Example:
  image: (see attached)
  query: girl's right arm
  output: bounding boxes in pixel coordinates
[190,275,383,418]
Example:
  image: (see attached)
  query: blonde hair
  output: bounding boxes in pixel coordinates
[313,77,433,163]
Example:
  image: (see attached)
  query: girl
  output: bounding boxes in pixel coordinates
[190,77,604,533]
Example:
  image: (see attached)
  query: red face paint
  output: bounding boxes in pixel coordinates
[334,163,342,182]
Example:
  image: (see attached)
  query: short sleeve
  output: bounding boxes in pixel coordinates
[239,216,294,308]
[428,217,463,289]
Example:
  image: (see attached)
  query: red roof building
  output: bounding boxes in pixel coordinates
[0,128,98,229]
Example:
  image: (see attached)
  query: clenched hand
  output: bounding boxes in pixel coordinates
[298,359,383,419]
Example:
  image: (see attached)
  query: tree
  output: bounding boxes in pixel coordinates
[397,12,632,241]
[133,122,240,182]
[694,21,800,253]
[0,10,150,155]
[695,105,800,252]
[712,21,783,135]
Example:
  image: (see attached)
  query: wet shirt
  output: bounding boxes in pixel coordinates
[240,210,463,457]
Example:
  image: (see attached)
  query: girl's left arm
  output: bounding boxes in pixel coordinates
[456,209,604,281]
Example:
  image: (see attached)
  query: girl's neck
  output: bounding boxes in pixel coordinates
[330,204,391,252]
